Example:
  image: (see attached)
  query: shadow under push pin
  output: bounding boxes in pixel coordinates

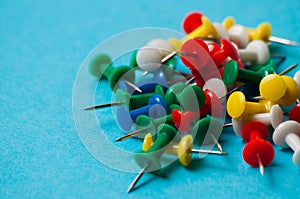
[227,91,273,119]
[231,104,284,137]
[172,89,223,133]
[273,121,300,168]
[247,22,298,47]
[143,134,228,167]
[191,117,223,151]
[88,54,136,91]
[117,94,167,131]
[242,121,275,175]
[127,124,178,193]
[238,40,270,66]
[115,104,181,141]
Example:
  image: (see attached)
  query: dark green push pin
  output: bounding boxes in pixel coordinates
[115,104,181,141]
[222,60,264,86]
[191,117,223,150]
[89,53,135,91]
[127,124,178,193]
[165,82,206,112]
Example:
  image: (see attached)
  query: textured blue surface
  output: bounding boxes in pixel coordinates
[1,0,300,198]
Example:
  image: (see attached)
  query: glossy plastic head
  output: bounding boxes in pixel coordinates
[227,91,246,119]
[277,76,299,106]
[242,121,269,142]
[182,12,203,34]
[178,135,193,166]
[178,85,206,112]
[290,103,300,123]
[223,60,239,86]
[259,74,286,101]
[89,54,112,78]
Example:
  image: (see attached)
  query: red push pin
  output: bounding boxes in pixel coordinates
[289,103,300,123]
[182,12,203,34]
[172,89,223,133]
[180,39,219,87]
[211,38,239,67]
[241,121,275,176]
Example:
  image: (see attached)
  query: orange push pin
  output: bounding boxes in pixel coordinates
[227,91,272,119]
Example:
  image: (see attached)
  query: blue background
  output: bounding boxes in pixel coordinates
[1,0,300,198]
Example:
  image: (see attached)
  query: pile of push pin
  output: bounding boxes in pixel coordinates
[84,11,300,193]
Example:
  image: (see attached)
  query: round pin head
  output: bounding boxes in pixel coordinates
[165,82,186,106]
[242,139,274,167]
[226,91,246,119]
[110,65,134,90]
[192,117,222,146]
[289,103,300,123]
[178,85,205,112]
[259,74,286,101]
[269,104,284,129]
[245,40,270,65]
[222,60,239,86]
[89,54,112,78]
[252,23,272,42]
[277,76,299,106]
[178,135,193,166]
[221,38,239,60]
[242,121,269,143]
[136,47,162,72]
[182,12,203,34]
[203,78,227,99]
[273,121,300,148]
[142,133,154,152]
[147,38,174,57]
[228,24,249,48]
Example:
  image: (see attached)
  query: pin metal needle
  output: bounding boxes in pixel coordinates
[257,153,264,176]
[210,134,223,152]
[127,163,149,193]
[115,128,148,142]
[279,63,298,75]
[269,36,298,47]
[84,102,124,110]
[125,80,142,93]
[191,149,228,155]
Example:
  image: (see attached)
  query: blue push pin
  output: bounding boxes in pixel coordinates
[117,94,167,131]
[132,68,168,94]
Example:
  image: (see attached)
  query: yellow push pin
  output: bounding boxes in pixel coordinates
[143,134,227,167]
[222,17,235,30]
[247,23,298,46]
[259,74,287,102]
[277,76,300,106]
[227,91,273,119]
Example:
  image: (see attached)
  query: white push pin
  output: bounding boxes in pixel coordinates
[273,120,300,168]
[147,38,174,57]
[136,46,162,72]
[212,23,229,40]
[228,24,249,48]
[238,40,270,65]
[294,70,300,102]
[232,104,284,137]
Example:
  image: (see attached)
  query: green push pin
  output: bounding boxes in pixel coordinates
[165,82,206,111]
[222,60,264,86]
[117,85,165,110]
[191,117,223,150]
[127,124,178,193]
[115,104,181,141]
[89,53,135,91]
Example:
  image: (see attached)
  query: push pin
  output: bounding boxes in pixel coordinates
[273,121,300,168]
[143,134,227,167]
[117,94,167,131]
[128,124,178,193]
[231,104,284,137]
[88,54,136,91]
[246,22,298,47]
[289,103,300,123]
[191,117,223,151]
[227,91,273,119]
[115,104,181,141]
[242,121,275,175]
